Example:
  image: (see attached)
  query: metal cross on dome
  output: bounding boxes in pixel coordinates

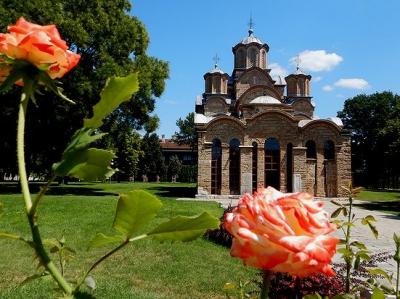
[295,55,302,71]
[213,54,220,67]
[248,15,255,31]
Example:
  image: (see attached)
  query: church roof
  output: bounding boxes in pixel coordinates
[240,29,263,45]
[249,95,281,105]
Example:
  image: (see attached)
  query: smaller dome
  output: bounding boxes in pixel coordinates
[249,95,281,105]
[274,76,286,86]
[208,64,225,74]
[241,32,263,45]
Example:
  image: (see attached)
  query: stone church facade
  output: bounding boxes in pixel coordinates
[194,28,351,198]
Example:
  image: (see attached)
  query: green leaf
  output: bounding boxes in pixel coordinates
[148,212,219,242]
[361,215,377,225]
[88,233,125,249]
[54,148,116,180]
[355,250,371,261]
[331,207,344,218]
[367,268,393,284]
[350,241,367,250]
[337,248,354,259]
[354,255,361,270]
[371,287,385,299]
[394,233,400,245]
[84,73,139,129]
[367,222,379,239]
[330,200,343,207]
[113,190,162,237]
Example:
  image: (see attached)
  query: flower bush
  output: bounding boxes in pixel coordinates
[225,187,338,278]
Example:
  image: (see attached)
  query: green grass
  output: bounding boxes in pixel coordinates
[355,189,400,217]
[0,182,256,298]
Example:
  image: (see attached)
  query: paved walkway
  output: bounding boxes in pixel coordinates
[177,197,400,276]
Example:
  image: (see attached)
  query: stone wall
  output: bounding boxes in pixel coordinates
[196,116,351,198]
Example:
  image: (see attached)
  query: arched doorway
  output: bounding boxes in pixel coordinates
[306,140,317,195]
[229,139,241,195]
[265,138,280,190]
[252,142,258,193]
[286,143,293,192]
[211,139,222,195]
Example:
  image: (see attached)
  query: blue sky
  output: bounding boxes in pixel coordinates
[132,1,400,138]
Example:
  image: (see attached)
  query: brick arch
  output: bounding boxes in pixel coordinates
[204,96,228,114]
[205,117,245,144]
[237,67,275,86]
[248,110,296,124]
[236,85,282,109]
[301,120,342,134]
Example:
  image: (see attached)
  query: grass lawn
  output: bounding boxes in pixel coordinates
[0,182,256,298]
[355,189,400,217]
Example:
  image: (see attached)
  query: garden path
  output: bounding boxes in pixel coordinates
[177,197,399,276]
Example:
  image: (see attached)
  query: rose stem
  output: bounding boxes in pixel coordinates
[17,92,72,295]
[260,270,271,299]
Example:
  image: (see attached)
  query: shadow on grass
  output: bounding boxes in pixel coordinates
[354,201,400,219]
[0,182,115,197]
[148,185,196,199]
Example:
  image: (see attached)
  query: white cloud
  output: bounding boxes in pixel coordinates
[323,85,334,92]
[269,63,288,78]
[313,76,323,82]
[291,50,343,72]
[334,78,369,90]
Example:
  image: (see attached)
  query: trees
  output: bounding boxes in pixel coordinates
[173,112,197,153]
[337,91,400,188]
[0,0,169,178]
[137,133,164,181]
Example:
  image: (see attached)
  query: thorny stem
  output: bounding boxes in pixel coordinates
[260,270,271,299]
[17,93,72,295]
[345,194,353,293]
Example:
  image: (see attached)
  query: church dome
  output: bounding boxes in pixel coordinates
[249,95,281,105]
[240,29,263,45]
[207,64,225,74]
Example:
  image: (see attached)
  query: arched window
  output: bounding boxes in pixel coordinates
[211,139,222,194]
[205,77,211,93]
[249,48,258,68]
[229,139,241,195]
[252,142,258,192]
[212,76,220,93]
[306,140,317,159]
[324,140,335,160]
[265,138,280,190]
[236,48,245,68]
[286,143,293,192]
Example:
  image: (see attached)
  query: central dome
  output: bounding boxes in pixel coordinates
[249,95,281,105]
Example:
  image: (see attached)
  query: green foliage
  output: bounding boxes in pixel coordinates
[168,155,182,177]
[173,112,197,153]
[338,91,400,188]
[89,233,125,249]
[148,212,219,242]
[84,73,139,129]
[113,190,162,238]
[138,133,164,181]
[0,1,169,176]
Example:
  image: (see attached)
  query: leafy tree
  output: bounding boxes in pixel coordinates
[0,0,169,178]
[337,91,400,188]
[137,133,164,181]
[100,117,142,182]
[173,112,197,152]
[168,155,182,180]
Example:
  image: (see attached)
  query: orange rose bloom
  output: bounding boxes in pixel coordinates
[224,187,338,277]
[0,17,80,79]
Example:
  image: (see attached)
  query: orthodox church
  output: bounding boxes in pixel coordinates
[194,26,351,198]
